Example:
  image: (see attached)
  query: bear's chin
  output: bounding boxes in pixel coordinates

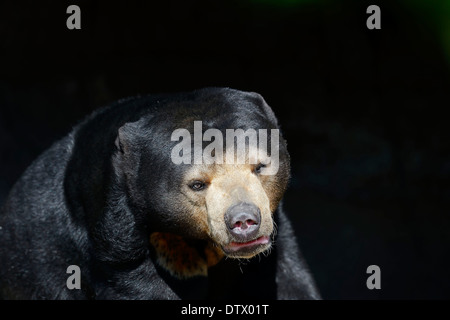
[221,235,272,259]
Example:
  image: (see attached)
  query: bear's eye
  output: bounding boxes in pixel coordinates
[189,181,207,191]
[254,163,266,174]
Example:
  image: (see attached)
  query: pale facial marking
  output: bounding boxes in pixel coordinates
[183,158,275,258]
[205,165,273,246]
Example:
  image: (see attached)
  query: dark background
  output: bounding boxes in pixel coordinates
[1,0,449,299]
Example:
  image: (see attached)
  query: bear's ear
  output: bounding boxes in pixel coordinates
[114,120,142,154]
[114,131,125,153]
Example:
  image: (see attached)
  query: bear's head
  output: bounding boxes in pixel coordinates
[112,88,290,278]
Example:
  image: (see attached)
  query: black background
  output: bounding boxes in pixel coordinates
[1,0,449,299]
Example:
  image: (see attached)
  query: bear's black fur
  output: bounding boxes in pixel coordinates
[0,88,320,299]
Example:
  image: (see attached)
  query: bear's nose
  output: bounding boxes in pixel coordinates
[224,202,261,241]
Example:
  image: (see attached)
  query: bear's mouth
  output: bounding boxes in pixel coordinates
[221,235,271,257]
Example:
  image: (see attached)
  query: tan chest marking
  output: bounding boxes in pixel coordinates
[150,232,224,279]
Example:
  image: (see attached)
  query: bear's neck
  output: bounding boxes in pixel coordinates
[150,232,224,279]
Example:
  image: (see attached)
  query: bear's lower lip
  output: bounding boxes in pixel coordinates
[223,235,270,253]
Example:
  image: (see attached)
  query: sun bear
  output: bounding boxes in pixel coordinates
[0,87,320,299]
